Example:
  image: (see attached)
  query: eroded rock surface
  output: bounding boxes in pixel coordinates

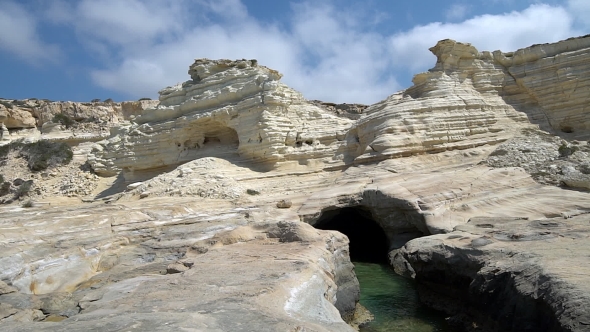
[0,98,157,144]
[1,35,590,331]
[89,59,353,178]
[393,215,590,331]
[0,199,358,331]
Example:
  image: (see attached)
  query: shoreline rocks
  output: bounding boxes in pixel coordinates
[2,34,590,331]
[392,215,590,331]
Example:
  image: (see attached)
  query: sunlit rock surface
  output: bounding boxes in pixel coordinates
[89,59,353,178]
[2,35,590,331]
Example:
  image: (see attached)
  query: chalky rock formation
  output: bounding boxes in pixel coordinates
[2,36,590,331]
[89,59,353,178]
[300,36,590,240]
[0,199,359,331]
[350,36,590,166]
[393,215,590,331]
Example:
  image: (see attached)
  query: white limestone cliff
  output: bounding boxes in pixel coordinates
[349,37,590,165]
[2,35,590,331]
[89,59,353,178]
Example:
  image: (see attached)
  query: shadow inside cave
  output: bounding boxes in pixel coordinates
[314,207,389,263]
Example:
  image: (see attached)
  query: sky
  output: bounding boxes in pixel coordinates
[0,0,589,104]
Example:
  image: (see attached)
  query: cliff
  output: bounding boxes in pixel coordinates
[1,35,590,331]
[89,59,353,178]
[0,98,157,143]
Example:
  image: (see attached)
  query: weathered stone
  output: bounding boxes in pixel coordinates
[0,280,17,295]
[1,35,590,332]
[276,199,292,208]
[0,303,18,320]
[88,59,353,179]
[396,216,590,331]
[0,97,156,145]
[165,263,188,274]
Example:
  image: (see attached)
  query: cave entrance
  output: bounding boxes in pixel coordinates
[314,207,389,263]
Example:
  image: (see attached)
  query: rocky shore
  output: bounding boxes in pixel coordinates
[1,35,590,331]
[393,215,590,331]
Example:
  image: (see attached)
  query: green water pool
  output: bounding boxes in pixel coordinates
[354,262,451,332]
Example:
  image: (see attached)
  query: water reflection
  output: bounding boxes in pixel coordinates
[354,262,451,332]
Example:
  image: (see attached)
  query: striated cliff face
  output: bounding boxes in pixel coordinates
[1,36,590,331]
[352,36,590,166]
[89,59,353,178]
[89,36,590,179]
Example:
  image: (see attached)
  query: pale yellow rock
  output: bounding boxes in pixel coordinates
[0,98,157,146]
[89,59,353,178]
[0,103,36,128]
[1,35,590,331]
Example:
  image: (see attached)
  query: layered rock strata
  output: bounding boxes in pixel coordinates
[351,37,590,167]
[90,37,590,179]
[89,59,353,178]
[0,197,359,331]
[1,35,590,331]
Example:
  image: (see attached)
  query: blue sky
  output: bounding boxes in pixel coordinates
[1,0,589,104]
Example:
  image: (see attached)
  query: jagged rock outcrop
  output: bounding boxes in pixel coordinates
[350,37,590,167]
[89,59,353,178]
[90,37,590,180]
[0,98,157,144]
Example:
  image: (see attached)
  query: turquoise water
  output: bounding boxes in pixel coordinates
[354,262,451,332]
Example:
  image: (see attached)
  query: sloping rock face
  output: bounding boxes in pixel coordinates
[300,36,590,238]
[350,37,590,166]
[393,216,590,331]
[89,59,353,178]
[2,36,590,331]
[0,199,358,331]
[298,38,590,330]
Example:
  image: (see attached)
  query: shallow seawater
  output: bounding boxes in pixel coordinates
[354,262,451,332]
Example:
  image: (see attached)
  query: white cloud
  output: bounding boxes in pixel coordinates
[389,4,580,73]
[89,1,401,104]
[38,0,587,104]
[568,0,590,28]
[445,4,470,21]
[46,0,188,48]
[0,1,60,63]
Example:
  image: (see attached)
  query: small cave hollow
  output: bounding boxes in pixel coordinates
[314,207,389,263]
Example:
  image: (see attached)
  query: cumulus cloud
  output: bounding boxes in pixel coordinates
[445,4,470,21]
[29,0,589,104]
[45,0,188,48]
[0,1,60,63]
[90,0,401,104]
[389,4,579,73]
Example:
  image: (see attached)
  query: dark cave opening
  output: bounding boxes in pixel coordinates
[314,207,389,263]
